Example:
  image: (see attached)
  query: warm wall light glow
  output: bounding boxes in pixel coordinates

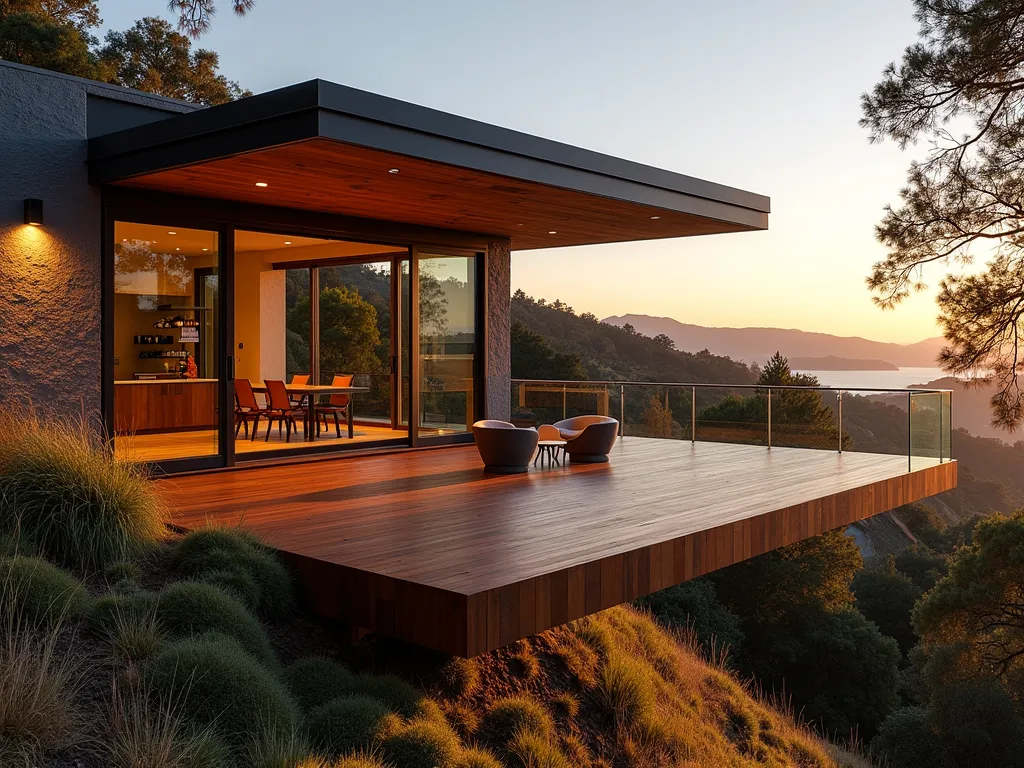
[548,230,557,234]
[650,216,661,220]
[168,231,177,235]
[388,168,400,174]
[284,241,292,245]
[255,182,269,187]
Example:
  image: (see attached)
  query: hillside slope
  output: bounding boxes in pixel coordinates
[513,293,754,383]
[603,314,943,368]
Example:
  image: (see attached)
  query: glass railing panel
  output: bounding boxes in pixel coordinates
[910,391,944,464]
[693,384,767,447]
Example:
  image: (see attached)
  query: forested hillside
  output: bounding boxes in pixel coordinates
[511,291,755,384]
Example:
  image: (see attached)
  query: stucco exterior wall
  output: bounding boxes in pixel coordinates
[486,239,512,420]
[0,62,193,422]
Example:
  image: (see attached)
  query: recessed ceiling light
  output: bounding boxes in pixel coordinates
[516,223,524,227]
[388,168,400,174]
[255,182,269,187]
[168,231,177,235]
[175,247,180,251]
[548,230,557,235]
[650,216,661,220]
[202,248,208,251]
[284,241,292,245]
[121,238,127,242]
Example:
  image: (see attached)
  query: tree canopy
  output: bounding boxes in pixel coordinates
[99,17,247,104]
[862,0,1024,429]
[0,0,247,103]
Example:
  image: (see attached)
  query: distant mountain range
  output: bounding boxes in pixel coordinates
[603,315,945,368]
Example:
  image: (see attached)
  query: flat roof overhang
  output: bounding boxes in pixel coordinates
[88,79,770,250]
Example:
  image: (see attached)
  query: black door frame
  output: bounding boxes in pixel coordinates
[102,203,233,475]
[410,246,484,448]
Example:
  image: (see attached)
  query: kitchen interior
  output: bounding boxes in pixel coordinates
[112,222,412,463]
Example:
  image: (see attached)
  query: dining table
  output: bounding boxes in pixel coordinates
[250,381,370,441]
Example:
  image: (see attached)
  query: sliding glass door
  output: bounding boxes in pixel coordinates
[111,221,225,467]
[415,252,478,441]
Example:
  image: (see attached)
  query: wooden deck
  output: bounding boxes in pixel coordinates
[158,439,957,656]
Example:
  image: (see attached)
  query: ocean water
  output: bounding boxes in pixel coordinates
[792,367,947,390]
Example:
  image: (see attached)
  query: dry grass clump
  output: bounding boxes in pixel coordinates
[505,729,572,768]
[482,696,554,744]
[439,656,480,697]
[457,746,504,768]
[104,601,166,665]
[0,409,165,572]
[105,679,229,768]
[0,620,85,765]
[376,716,462,768]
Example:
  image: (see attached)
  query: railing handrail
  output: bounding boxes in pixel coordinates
[511,378,953,395]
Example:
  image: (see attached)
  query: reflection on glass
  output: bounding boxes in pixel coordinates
[418,254,476,436]
[318,262,392,422]
[112,221,219,463]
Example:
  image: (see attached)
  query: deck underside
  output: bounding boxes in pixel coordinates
[158,439,957,656]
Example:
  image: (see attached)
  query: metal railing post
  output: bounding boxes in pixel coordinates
[691,386,696,443]
[562,384,567,420]
[938,393,943,463]
[907,391,913,472]
[837,391,843,453]
[766,388,772,449]
[619,384,625,437]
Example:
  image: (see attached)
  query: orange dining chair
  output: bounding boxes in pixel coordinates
[316,374,354,438]
[234,378,269,440]
[263,379,306,442]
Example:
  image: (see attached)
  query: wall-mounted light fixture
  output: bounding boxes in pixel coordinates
[24,199,43,226]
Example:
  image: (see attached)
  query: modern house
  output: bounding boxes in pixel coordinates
[0,61,956,656]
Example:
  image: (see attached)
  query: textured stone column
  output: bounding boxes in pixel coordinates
[485,239,511,420]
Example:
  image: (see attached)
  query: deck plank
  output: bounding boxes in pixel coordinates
[158,439,956,655]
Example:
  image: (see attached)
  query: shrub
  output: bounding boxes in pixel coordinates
[0,556,88,626]
[0,533,37,558]
[198,568,260,608]
[872,706,940,768]
[0,411,165,572]
[595,654,656,725]
[377,717,462,768]
[91,591,158,632]
[0,617,84,764]
[482,697,553,743]
[282,657,353,713]
[174,526,293,618]
[348,673,424,717]
[143,633,298,746]
[306,695,390,757]
[439,656,479,697]
[106,680,229,768]
[506,729,572,768]
[104,560,143,585]
[153,581,275,666]
[458,747,504,768]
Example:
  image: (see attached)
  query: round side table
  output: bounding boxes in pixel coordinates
[535,440,567,467]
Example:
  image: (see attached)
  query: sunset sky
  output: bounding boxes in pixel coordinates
[101,0,945,343]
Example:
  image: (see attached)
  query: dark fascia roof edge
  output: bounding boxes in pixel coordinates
[88,78,770,221]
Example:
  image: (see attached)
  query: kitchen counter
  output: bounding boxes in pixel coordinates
[116,378,219,385]
[114,379,217,433]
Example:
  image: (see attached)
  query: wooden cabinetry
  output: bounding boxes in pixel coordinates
[114,381,217,433]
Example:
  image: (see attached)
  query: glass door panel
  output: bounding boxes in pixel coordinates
[416,253,477,439]
[112,221,221,463]
[318,262,393,425]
